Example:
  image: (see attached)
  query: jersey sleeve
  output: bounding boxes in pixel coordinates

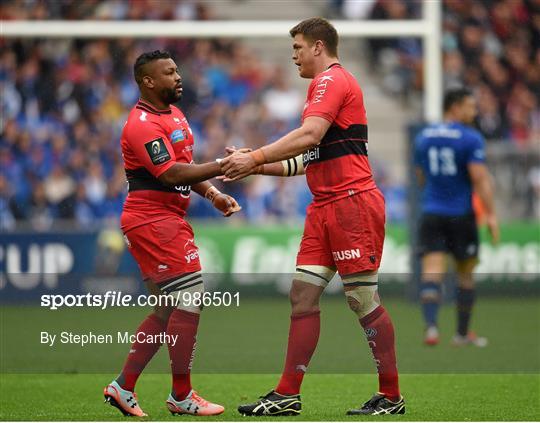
[466,132,486,164]
[128,121,176,178]
[303,72,348,123]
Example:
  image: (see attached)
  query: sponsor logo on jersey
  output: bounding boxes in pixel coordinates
[139,111,147,121]
[144,137,171,165]
[171,129,185,143]
[174,184,191,198]
[302,147,319,166]
[313,75,334,103]
[173,117,181,124]
[332,248,361,261]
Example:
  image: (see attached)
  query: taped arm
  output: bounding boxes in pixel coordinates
[257,155,305,177]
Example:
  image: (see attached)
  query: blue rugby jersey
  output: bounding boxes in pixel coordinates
[414,122,485,216]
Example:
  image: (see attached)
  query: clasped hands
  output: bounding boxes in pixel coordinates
[219,146,260,181]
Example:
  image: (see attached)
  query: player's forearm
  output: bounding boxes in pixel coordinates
[473,175,496,216]
[259,126,320,164]
[159,162,221,187]
[257,156,305,177]
[255,162,285,176]
[192,181,214,197]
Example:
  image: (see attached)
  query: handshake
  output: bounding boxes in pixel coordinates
[205,146,264,218]
[218,146,264,182]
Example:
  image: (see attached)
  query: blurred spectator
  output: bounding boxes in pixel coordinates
[28,182,53,231]
[43,165,76,218]
[262,65,303,126]
[0,174,16,231]
[342,0,539,145]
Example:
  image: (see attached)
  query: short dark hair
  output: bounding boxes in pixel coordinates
[289,17,338,57]
[443,88,473,112]
[134,50,172,85]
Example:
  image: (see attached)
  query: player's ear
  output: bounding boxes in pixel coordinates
[142,75,154,89]
[313,40,324,56]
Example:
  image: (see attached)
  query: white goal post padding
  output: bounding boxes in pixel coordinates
[2,2,441,121]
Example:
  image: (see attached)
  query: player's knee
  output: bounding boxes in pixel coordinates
[419,281,442,303]
[289,281,321,314]
[343,273,379,318]
[346,295,363,314]
[345,287,379,318]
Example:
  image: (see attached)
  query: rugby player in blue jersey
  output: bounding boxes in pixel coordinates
[414,88,499,347]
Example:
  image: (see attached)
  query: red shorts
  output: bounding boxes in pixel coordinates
[296,188,385,276]
[123,216,201,283]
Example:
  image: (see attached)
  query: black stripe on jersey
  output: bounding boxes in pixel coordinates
[126,167,179,193]
[320,124,368,145]
[303,139,368,166]
[322,139,368,160]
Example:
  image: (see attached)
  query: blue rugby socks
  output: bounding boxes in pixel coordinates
[420,281,442,328]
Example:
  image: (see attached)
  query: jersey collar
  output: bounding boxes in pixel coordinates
[136,99,172,115]
[326,62,341,70]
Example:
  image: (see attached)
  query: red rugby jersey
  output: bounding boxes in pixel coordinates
[301,63,376,205]
[120,99,194,232]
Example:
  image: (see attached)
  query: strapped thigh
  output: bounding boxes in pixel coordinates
[295,265,337,288]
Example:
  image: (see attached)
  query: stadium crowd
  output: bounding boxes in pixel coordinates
[333,0,540,145]
[1,0,316,230]
[1,0,539,230]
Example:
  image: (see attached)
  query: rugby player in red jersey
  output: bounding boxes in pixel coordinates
[223,18,404,416]
[103,50,240,417]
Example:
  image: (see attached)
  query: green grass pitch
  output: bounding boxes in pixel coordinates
[1,297,539,420]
